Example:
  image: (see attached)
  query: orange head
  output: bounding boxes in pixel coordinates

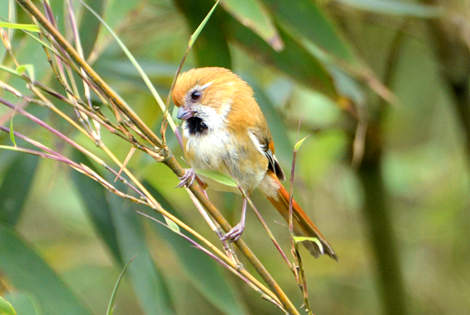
[172,67,263,131]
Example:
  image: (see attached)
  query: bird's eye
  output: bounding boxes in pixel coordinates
[190,90,201,101]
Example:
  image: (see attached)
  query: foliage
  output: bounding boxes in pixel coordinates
[1,0,469,314]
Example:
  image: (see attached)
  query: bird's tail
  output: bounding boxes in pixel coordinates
[263,172,337,260]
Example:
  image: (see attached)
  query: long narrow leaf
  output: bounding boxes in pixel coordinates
[79,0,107,58]
[222,0,282,50]
[0,22,39,32]
[143,183,248,315]
[262,0,356,63]
[107,189,175,315]
[227,15,337,98]
[106,258,134,315]
[2,293,40,315]
[174,0,231,68]
[0,296,16,315]
[0,153,38,226]
[336,0,442,18]
[79,0,178,132]
[70,150,122,263]
[0,225,92,315]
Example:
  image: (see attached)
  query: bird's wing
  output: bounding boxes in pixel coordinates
[248,129,285,181]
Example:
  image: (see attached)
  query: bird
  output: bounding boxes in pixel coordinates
[172,67,336,260]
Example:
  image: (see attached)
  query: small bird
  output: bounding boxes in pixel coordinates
[172,67,336,259]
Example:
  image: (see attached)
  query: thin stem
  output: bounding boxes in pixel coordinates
[14,2,300,313]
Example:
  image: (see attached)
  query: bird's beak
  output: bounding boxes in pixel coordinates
[177,106,196,120]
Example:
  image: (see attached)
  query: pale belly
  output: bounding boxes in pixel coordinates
[183,128,266,192]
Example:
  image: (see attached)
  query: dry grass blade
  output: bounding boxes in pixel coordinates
[10,1,302,313]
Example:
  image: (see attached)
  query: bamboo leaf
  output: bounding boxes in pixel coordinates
[196,169,238,188]
[79,0,107,58]
[174,0,231,68]
[226,16,337,98]
[16,64,35,81]
[294,136,309,152]
[8,115,16,146]
[70,151,174,314]
[0,22,39,32]
[106,258,134,315]
[221,0,282,50]
[143,184,248,315]
[0,296,16,315]
[262,0,356,63]
[0,153,38,226]
[0,225,92,315]
[70,150,122,263]
[292,236,324,255]
[79,0,178,135]
[107,190,175,315]
[336,0,442,18]
[188,0,220,48]
[248,79,292,163]
[2,293,40,315]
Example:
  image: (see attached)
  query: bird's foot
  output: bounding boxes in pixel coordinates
[177,168,196,188]
[221,222,245,242]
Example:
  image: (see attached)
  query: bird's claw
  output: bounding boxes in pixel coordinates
[177,168,196,188]
[221,223,245,242]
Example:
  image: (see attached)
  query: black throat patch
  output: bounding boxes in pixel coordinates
[186,117,208,135]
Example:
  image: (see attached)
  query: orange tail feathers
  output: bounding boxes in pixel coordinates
[264,172,337,260]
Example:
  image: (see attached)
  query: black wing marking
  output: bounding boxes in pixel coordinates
[260,139,285,181]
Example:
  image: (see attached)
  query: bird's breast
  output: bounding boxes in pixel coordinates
[182,124,267,191]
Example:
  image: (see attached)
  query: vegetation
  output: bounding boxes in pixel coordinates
[0,0,468,314]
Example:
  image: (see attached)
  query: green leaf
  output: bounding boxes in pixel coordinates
[262,0,356,63]
[196,169,238,188]
[79,0,177,132]
[2,293,41,315]
[336,0,442,18]
[107,190,175,315]
[106,258,134,315]
[174,0,231,68]
[70,150,122,263]
[248,79,292,163]
[221,0,282,50]
[226,14,337,98]
[188,0,220,48]
[292,236,324,254]
[294,136,309,152]
[70,151,174,314]
[143,184,248,315]
[16,64,35,81]
[0,153,38,226]
[8,115,16,147]
[79,0,107,58]
[0,225,92,315]
[0,296,16,315]
[0,22,39,32]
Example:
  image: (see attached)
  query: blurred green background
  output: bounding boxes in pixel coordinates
[1,0,469,314]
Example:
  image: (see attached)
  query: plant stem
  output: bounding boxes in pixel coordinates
[15,1,300,313]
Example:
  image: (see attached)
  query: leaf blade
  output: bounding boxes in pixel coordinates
[70,150,122,263]
[0,296,16,315]
[0,153,38,226]
[0,225,92,315]
[222,0,282,50]
[143,183,248,315]
[0,22,39,32]
[336,0,442,18]
[174,0,231,68]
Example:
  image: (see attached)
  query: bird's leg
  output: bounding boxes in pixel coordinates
[222,197,247,242]
[177,168,196,188]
